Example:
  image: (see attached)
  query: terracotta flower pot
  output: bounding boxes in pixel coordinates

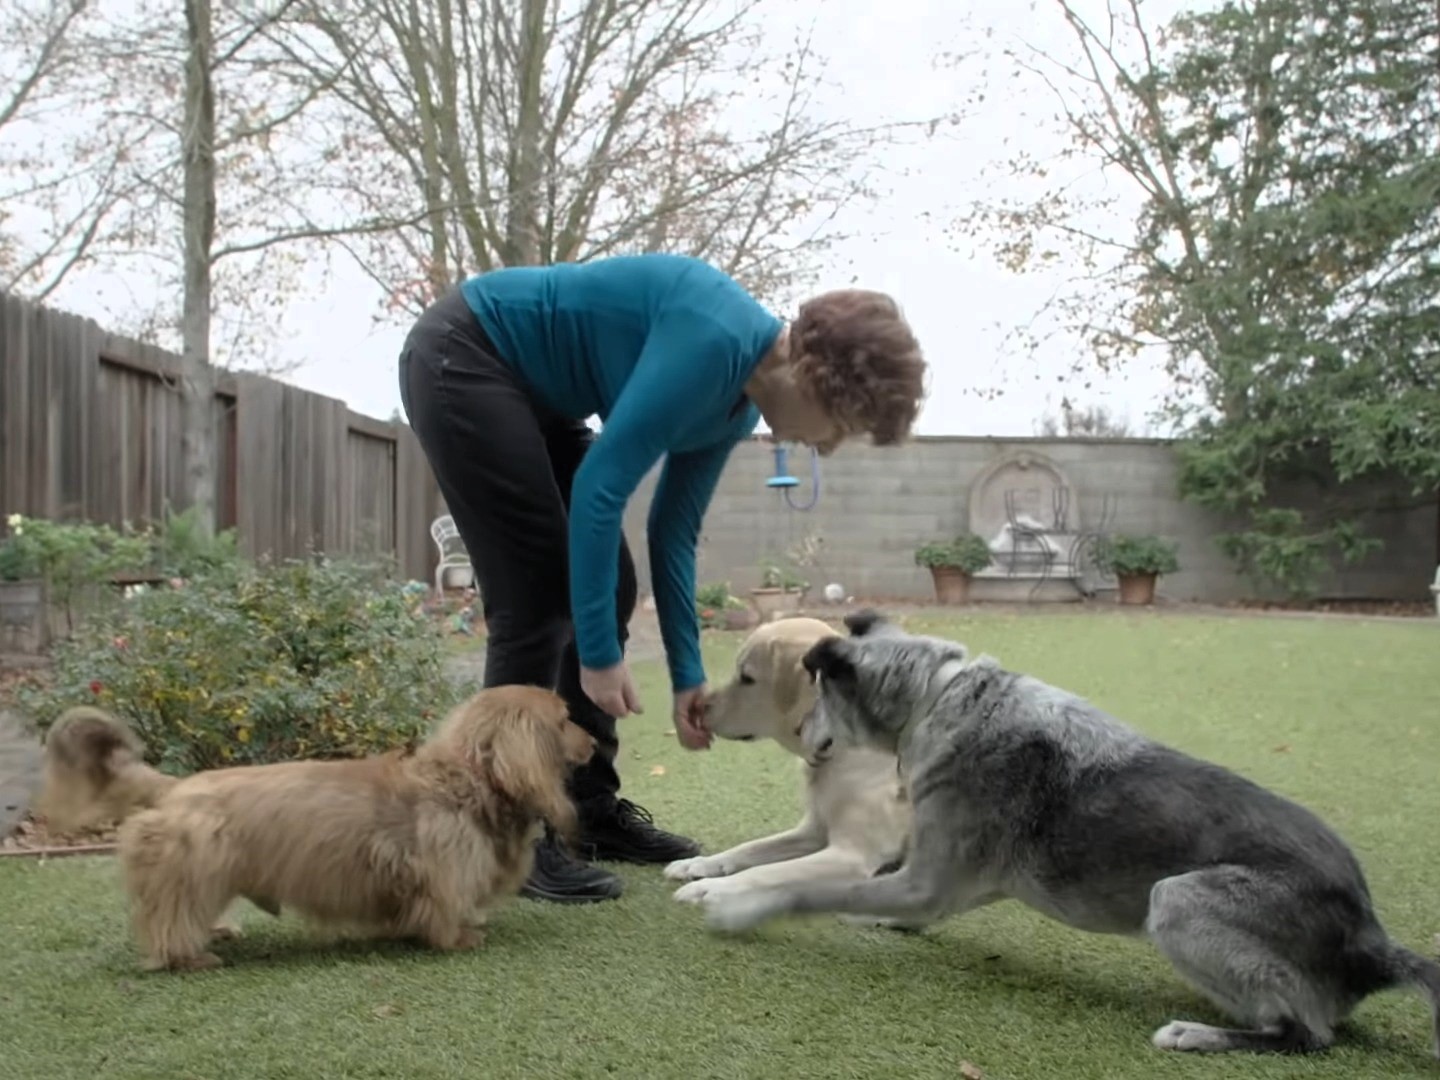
[1117,571,1158,606]
[929,566,972,605]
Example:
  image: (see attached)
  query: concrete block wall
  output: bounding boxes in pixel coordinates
[620,436,1438,604]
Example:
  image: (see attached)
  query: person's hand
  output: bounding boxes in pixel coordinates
[672,684,713,751]
[580,661,643,718]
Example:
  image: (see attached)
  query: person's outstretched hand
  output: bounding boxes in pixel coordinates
[672,685,712,751]
[581,661,643,718]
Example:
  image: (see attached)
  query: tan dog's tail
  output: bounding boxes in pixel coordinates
[38,706,176,833]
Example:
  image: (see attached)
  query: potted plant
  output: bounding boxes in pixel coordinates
[0,514,46,651]
[749,557,809,621]
[1093,534,1180,606]
[696,581,757,632]
[914,533,992,605]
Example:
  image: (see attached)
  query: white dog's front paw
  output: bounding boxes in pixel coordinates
[673,875,751,905]
[671,878,714,904]
[663,854,730,882]
[703,889,785,934]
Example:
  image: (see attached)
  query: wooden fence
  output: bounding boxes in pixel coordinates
[0,292,444,582]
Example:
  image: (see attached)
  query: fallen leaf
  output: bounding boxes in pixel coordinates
[960,1063,985,1080]
[372,1004,403,1019]
[1272,744,1291,753]
[649,765,666,777]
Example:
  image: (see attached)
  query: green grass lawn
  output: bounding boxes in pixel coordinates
[3,610,1440,1080]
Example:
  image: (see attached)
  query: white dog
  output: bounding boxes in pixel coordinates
[664,617,911,904]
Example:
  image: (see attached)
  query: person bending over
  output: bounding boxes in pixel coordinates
[398,252,927,903]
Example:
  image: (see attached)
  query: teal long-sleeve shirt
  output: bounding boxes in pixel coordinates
[460,254,780,692]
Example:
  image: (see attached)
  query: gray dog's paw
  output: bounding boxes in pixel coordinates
[1151,1021,1229,1053]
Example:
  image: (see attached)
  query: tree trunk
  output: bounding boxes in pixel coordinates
[504,0,546,266]
[181,0,217,535]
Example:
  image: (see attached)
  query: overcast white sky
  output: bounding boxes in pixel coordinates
[24,0,1193,437]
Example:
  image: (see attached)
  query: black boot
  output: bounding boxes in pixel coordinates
[580,798,700,865]
[519,830,623,904]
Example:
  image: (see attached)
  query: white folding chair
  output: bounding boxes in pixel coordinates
[429,514,473,597]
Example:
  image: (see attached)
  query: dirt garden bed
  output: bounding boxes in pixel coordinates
[0,813,117,858]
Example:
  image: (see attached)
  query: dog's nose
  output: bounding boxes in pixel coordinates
[816,737,833,757]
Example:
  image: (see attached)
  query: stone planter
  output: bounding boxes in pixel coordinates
[0,579,47,653]
[1116,571,1158,606]
[749,586,806,622]
[928,566,973,605]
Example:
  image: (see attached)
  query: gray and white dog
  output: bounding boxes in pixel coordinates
[702,610,1440,1058]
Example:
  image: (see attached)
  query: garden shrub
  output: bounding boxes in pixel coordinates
[148,505,245,581]
[15,557,471,774]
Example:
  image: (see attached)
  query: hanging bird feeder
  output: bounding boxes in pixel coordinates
[765,443,799,488]
[754,439,833,612]
[765,442,820,511]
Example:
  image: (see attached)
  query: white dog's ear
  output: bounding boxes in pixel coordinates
[772,647,802,716]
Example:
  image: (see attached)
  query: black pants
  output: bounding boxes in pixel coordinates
[397,286,632,809]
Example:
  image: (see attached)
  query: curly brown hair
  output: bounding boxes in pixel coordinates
[789,289,927,446]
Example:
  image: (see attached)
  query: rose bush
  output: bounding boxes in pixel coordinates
[15,556,471,774]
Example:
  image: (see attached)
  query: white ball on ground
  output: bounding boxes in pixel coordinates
[823,582,845,604]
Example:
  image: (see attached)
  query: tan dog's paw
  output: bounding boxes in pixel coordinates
[209,921,244,942]
[146,951,224,973]
[664,854,730,882]
[454,927,486,950]
[429,926,486,952]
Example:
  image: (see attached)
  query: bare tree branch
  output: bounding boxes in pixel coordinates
[0,0,88,129]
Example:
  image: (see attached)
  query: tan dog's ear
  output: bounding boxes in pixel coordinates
[484,696,581,844]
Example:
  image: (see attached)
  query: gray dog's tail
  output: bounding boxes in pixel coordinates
[1377,941,1440,1058]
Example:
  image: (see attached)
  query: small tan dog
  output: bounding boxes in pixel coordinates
[39,685,595,972]
[665,616,912,907]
